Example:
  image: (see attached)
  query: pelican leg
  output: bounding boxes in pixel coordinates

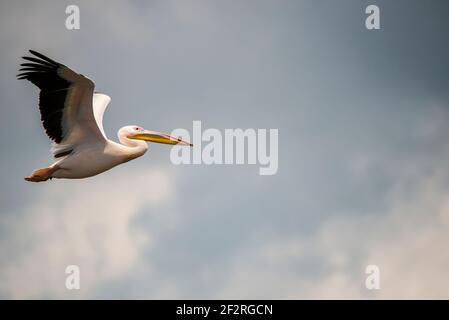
[24,166,59,182]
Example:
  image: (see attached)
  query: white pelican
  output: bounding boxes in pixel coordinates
[18,50,192,182]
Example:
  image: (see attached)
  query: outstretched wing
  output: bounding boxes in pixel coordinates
[17,50,106,157]
[93,93,111,140]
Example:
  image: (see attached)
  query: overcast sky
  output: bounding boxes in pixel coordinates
[1,0,449,299]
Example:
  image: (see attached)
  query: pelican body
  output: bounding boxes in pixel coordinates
[17,50,191,182]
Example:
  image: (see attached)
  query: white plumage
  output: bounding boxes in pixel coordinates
[18,50,191,182]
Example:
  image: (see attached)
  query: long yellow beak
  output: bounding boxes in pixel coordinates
[128,130,193,146]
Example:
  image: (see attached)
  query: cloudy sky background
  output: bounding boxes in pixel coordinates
[1,0,449,299]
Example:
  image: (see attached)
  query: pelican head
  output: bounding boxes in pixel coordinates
[119,125,192,147]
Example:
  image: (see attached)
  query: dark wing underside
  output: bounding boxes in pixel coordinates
[18,50,105,158]
[17,50,71,144]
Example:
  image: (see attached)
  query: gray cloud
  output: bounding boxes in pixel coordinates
[1,0,449,298]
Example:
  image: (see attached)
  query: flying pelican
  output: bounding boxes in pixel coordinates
[18,50,192,182]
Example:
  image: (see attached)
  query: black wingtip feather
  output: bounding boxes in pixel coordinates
[22,56,55,67]
[17,51,61,81]
[29,50,59,66]
[17,50,70,143]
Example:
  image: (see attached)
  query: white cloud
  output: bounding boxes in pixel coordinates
[0,167,175,299]
[218,168,449,299]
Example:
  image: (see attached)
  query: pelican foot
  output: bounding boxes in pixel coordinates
[24,167,56,182]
